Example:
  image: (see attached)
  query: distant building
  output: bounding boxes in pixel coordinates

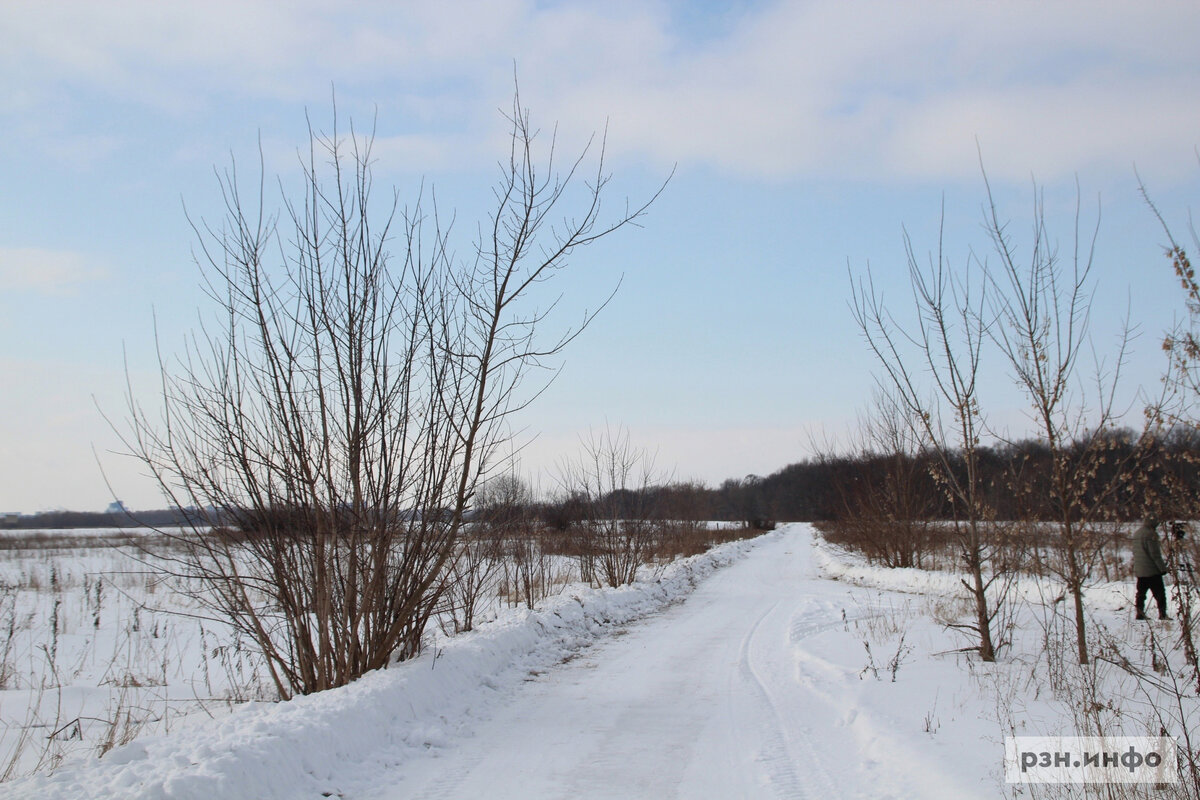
[106,501,130,515]
[0,513,20,527]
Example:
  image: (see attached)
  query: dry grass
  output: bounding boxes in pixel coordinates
[816,519,1149,582]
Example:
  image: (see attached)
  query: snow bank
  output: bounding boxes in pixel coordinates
[811,528,1133,612]
[6,535,766,800]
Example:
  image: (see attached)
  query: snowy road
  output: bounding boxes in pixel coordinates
[348,528,993,800]
[11,525,1000,799]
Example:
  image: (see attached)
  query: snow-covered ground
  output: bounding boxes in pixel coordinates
[0,530,274,782]
[5,523,1193,798]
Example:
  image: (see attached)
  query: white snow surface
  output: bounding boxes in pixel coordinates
[9,525,1005,799]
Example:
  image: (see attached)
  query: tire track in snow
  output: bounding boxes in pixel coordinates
[788,603,889,693]
[405,748,487,800]
[735,601,838,800]
[765,605,846,799]
[787,601,883,645]
[787,614,846,644]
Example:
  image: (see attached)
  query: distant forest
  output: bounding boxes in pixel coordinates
[573,428,1200,526]
[691,429,1200,525]
[10,429,1200,530]
[2,507,208,530]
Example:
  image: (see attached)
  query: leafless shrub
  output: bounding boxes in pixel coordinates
[984,172,1142,668]
[499,534,565,610]
[648,521,760,562]
[851,206,1005,662]
[108,89,663,698]
[649,520,709,561]
[823,389,941,569]
[557,426,667,587]
[442,528,503,633]
[1141,171,1200,694]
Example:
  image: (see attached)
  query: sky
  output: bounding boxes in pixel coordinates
[2,0,1199,512]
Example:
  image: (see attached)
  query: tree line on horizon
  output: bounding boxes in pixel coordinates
[526,425,1200,528]
[13,423,1200,532]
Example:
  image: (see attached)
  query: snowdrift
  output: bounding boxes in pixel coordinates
[7,535,765,800]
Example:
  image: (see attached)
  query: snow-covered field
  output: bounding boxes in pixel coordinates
[0,523,753,785]
[0,529,274,781]
[3,523,1195,798]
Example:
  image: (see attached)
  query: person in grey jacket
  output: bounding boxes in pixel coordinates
[1133,518,1170,620]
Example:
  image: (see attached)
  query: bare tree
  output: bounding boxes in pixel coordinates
[1141,174,1200,684]
[984,173,1135,666]
[476,472,553,610]
[442,528,502,634]
[113,92,663,698]
[439,473,525,633]
[851,213,1003,662]
[557,426,665,587]
[828,387,939,569]
[1143,174,1200,436]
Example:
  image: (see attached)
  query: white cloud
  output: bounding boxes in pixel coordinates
[4,0,1198,183]
[514,0,1200,183]
[0,248,107,294]
[884,81,1200,182]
